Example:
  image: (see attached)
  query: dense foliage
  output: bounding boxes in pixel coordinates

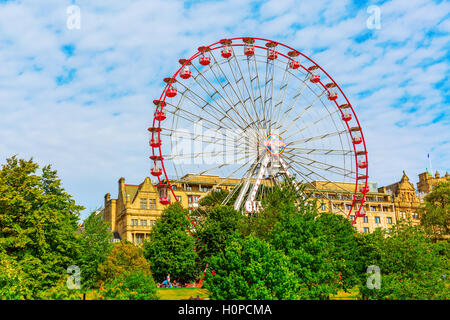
[96,271,159,300]
[419,181,450,241]
[143,203,198,284]
[358,221,450,300]
[0,156,83,299]
[97,241,151,283]
[1,156,448,300]
[79,211,113,289]
[204,234,301,300]
[195,205,242,266]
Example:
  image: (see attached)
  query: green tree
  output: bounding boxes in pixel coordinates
[315,212,360,292]
[269,205,337,299]
[195,205,242,265]
[241,181,303,240]
[79,211,113,289]
[204,234,301,300]
[419,181,450,241]
[143,203,198,283]
[97,241,151,284]
[0,156,83,298]
[358,222,449,300]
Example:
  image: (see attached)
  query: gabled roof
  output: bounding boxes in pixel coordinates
[124,184,140,203]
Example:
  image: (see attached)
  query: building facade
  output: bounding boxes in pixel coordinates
[310,180,397,234]
[99,174,239,243]
[417,170,450,194]
[378,171,422,225]
[99,172,429,243]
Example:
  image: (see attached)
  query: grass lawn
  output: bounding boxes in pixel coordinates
[157,287,210,300]
[157,287,360,300]
[331,288,360,300]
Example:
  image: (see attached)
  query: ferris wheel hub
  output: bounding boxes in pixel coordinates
[264,134,286,155]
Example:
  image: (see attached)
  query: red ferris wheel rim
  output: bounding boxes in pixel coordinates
[150,37,369,223]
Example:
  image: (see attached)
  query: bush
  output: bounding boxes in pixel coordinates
[204,234,301,300]
[96,271,159,300]
[97,241,151,284]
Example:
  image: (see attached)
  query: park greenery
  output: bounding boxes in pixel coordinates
[0,156,448,300]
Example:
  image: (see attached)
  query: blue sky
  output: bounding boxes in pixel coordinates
[0,0,449,220]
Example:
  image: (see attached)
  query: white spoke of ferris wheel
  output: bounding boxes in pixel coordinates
[286,157,355,193]
[288,163,349,216]
[285,147,354,156]
[175,78,249,132]
[173,153,254,179]
[190,60,254,130]
[271,63,293,127]
[288,164,349,216]
[284,149,356,176]
[208,52,256,128]
[285,129,348,146]
[164,99,237,133]
[283,109,341,141]
[207,63,255,128]
[230,49,264,128]
[161,148,251,162]
[251,53,270,130]
[186,66,251,132]
[204,156,256,192]
[159,128,253,152]
[245,54,265,129]
[173,84,237,131]
[284,152,357,178]
[284,158,351,194]
[273,75,310,130]
[263,55,275,131]
[160,111,254,151]
[278,88,328,137]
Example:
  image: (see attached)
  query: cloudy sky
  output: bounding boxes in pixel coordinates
[0,0,448,220]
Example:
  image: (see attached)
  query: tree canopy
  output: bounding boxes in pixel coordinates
[143,202,198,284]
[0,156,83,298]
[204,234,301,300]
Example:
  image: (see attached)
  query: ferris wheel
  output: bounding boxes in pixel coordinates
[149,37,369,225]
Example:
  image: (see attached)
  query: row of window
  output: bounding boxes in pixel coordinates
[349,215,393,224]
[130,219,156,227]
[313,194,389,202]
[321,203,393,212]
[139,195,201,208]
[171,185,233,192]
[358,227,392,234]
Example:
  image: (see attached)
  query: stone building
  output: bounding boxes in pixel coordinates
[99,174,239,244]
[310,180,396,234]
[417,170,450,194]
[378,171,422,224]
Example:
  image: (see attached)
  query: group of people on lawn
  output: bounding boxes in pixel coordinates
[159,273,180,288]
